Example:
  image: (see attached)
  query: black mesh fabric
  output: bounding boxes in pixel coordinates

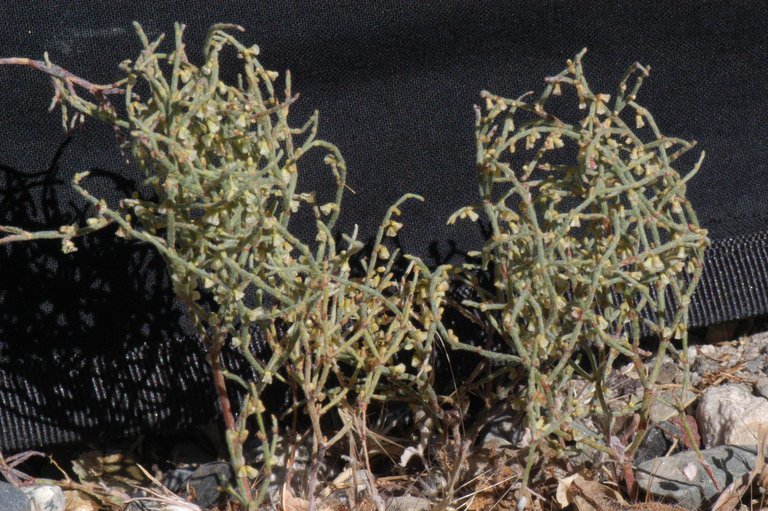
[1,1,767,451]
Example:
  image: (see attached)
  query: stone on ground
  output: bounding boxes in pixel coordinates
[21,485,65,511]
[696,383,768,447]
[0,482,32,511]
[635,444,760,509]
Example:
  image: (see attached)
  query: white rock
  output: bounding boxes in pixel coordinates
[696,383,768,447]
[21,485,65,511]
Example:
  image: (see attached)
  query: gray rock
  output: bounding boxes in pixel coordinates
[385,495,431,511]
[634,426,671,466]
[186,461,234,509]
[636,444,761,509]
[692,347,722,376]
[21,485,65,511]
[124,499,152,511]
[125,489,202,511]
[634,421,684,465]
[656,360,680,385]
[755,376,768,400]
[696,383,768,447]
[125,488,162,511]
[744,357,764,373]
[0,482,32,511]
[162,467,194,494]
[476,412,528,449]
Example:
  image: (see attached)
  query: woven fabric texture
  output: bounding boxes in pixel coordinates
[1,1,767,451]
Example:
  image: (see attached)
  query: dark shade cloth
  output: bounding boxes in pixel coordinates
[1,1,767,451]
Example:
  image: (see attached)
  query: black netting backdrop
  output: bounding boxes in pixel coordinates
[1,1,767,451]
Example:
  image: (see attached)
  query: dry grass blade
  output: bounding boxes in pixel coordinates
[126,464,203,511]
[459,464,518,511]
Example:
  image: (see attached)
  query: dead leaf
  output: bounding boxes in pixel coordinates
[282,483,310,511]
[71,449,146,491]
[555,474,578,509]
[64,490,99,511]
[556,474,626,510]
[572,481,626,511]
[667,416,700,450]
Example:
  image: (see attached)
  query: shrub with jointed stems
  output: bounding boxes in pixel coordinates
[1,27,714,508]
[1,23,449,509]
[443,49,709,492]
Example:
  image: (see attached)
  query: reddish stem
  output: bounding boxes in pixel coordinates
[0,57,124,97]
[209,333,252,502]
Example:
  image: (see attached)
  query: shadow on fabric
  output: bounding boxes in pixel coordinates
[0,137,220,452]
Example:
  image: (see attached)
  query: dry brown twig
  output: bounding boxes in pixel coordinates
[0,57,124,96]
[0,450,44,486]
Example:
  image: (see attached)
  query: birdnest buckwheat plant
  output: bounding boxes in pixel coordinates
[442,49,709,494]
[1,23,449,509]
[1,26,713,509]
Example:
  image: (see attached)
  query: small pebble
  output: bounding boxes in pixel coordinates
[755,376,768,400]
[21,485,65,511]
[634,421,679,465]
[476,412,528,449]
